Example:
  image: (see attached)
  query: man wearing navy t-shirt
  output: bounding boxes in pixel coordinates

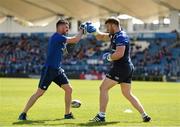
[18,19,86,120]
[87,17,151,122]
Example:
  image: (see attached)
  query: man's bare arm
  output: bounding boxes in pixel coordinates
[66,29,84,44]
[94,31,110,42]
[103,46,125,61]
[110,46,125,60]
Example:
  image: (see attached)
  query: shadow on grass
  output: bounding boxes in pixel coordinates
[77,121,120,126]
[12,118,65,125]
[13,120,45,125]
[13,120,120,126]
[12,119,141,126]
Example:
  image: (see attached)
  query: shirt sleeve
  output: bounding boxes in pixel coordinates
[115,35,128,47]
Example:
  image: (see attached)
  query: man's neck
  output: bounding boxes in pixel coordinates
[57,31,61,34]
[114,27,120,33]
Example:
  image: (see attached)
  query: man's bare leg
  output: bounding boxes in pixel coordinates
[61,84,72,115]
[18,88,45,120]
[90,77,117,122]
[120,83,151,122]
[99,77,117,113]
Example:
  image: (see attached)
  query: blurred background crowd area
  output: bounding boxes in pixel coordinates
[0,32,179,81]
[0,0,180,82]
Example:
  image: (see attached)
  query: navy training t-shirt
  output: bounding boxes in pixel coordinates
[110,31,132,65]
[45,32,67,69]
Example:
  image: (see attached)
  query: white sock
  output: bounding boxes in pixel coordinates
[98,112,106,117]
[141,112,148,118]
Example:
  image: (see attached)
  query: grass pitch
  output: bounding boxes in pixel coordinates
[0,78,180,127]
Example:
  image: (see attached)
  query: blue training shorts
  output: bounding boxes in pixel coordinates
[38,66,69,90]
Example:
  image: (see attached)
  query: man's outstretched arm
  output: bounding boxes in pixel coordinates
[94,31,110,42]
[66,29,84,44]
[85,22,110,42]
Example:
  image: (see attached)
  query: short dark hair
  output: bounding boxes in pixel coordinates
[56,19,69,28]
[105,17,120,26]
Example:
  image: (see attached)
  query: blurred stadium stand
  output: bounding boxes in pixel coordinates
[0,32,179,81]
[0,0,180,82]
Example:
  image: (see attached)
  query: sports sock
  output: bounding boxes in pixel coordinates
[141,112,148,118]
[98,112,106,117]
